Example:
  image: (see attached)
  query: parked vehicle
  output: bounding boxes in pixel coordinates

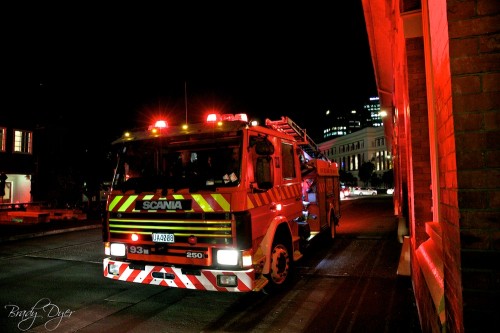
[352,187,377,196]
[340,186,350,199]
[102,115,342,293]
[386,188,394,195]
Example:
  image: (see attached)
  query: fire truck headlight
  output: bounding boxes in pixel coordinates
[217,274,237,287]
[110,243,126,257]
[217,249,239,265]
[108,264,120,275]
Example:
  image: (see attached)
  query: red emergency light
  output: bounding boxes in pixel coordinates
[206,113,248,123]
[148,119,169,134]
[234,113,248,122]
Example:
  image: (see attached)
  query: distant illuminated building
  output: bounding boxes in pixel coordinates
[364,96,382,127]
[322,97,382,140]
[318,126,392,181]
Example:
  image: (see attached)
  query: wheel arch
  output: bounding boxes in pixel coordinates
[327,203,341,239]
[328,201,340,225]
[260,215,293,275]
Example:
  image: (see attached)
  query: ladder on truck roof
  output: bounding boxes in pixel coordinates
[265,116,325,159]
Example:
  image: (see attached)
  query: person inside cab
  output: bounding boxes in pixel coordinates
[223,147,240,184]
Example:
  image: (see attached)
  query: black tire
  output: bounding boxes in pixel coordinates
[264,236,293,293]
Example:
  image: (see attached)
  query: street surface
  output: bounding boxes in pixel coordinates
[0,195,421,332]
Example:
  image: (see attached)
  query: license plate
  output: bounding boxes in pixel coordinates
[152,233,175,243]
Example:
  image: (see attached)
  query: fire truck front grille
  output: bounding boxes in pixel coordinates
[107,212,233,245]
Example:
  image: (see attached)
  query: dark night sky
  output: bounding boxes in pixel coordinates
[37,2,377,144]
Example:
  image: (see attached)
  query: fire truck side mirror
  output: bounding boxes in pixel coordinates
[255,139,274,155]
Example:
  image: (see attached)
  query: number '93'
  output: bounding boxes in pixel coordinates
[129,246,145,254]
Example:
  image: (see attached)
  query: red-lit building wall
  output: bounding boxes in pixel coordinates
[362,0,499,332]
[447,0,499,330]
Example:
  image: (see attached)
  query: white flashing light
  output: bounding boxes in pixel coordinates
[154,120,168,128]
[207,113,219,122]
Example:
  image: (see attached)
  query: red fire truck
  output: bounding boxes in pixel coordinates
[102,114,341,292]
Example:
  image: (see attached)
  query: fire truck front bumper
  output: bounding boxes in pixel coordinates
[103,258,259,292]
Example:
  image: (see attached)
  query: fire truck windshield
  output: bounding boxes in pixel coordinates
[111,136,242,193]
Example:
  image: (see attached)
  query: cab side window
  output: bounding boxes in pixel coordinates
[256,156,272,189]
[281,142,296,179]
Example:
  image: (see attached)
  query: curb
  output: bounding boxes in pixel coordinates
[0,224,101,243]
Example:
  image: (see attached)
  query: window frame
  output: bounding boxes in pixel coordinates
[13,129,33,154]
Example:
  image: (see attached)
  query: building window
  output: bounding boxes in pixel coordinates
[0,127,6,152]
[14,130,32,154]
[375,137,385,147]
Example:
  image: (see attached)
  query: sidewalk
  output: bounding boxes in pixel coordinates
[0,217,101,243]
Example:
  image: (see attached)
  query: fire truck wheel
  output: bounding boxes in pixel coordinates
[264,237,292,292]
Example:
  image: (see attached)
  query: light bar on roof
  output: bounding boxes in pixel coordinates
[234,113,248,122]
[207,114,219,122]
[206,113,248,123]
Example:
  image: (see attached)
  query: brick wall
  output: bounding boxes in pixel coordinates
[447,0,500,330]
[362,0,498,330]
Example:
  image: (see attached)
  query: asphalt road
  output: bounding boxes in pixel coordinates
[0,195,421,332]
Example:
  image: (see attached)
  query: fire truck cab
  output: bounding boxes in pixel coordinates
[103,114,340,292]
